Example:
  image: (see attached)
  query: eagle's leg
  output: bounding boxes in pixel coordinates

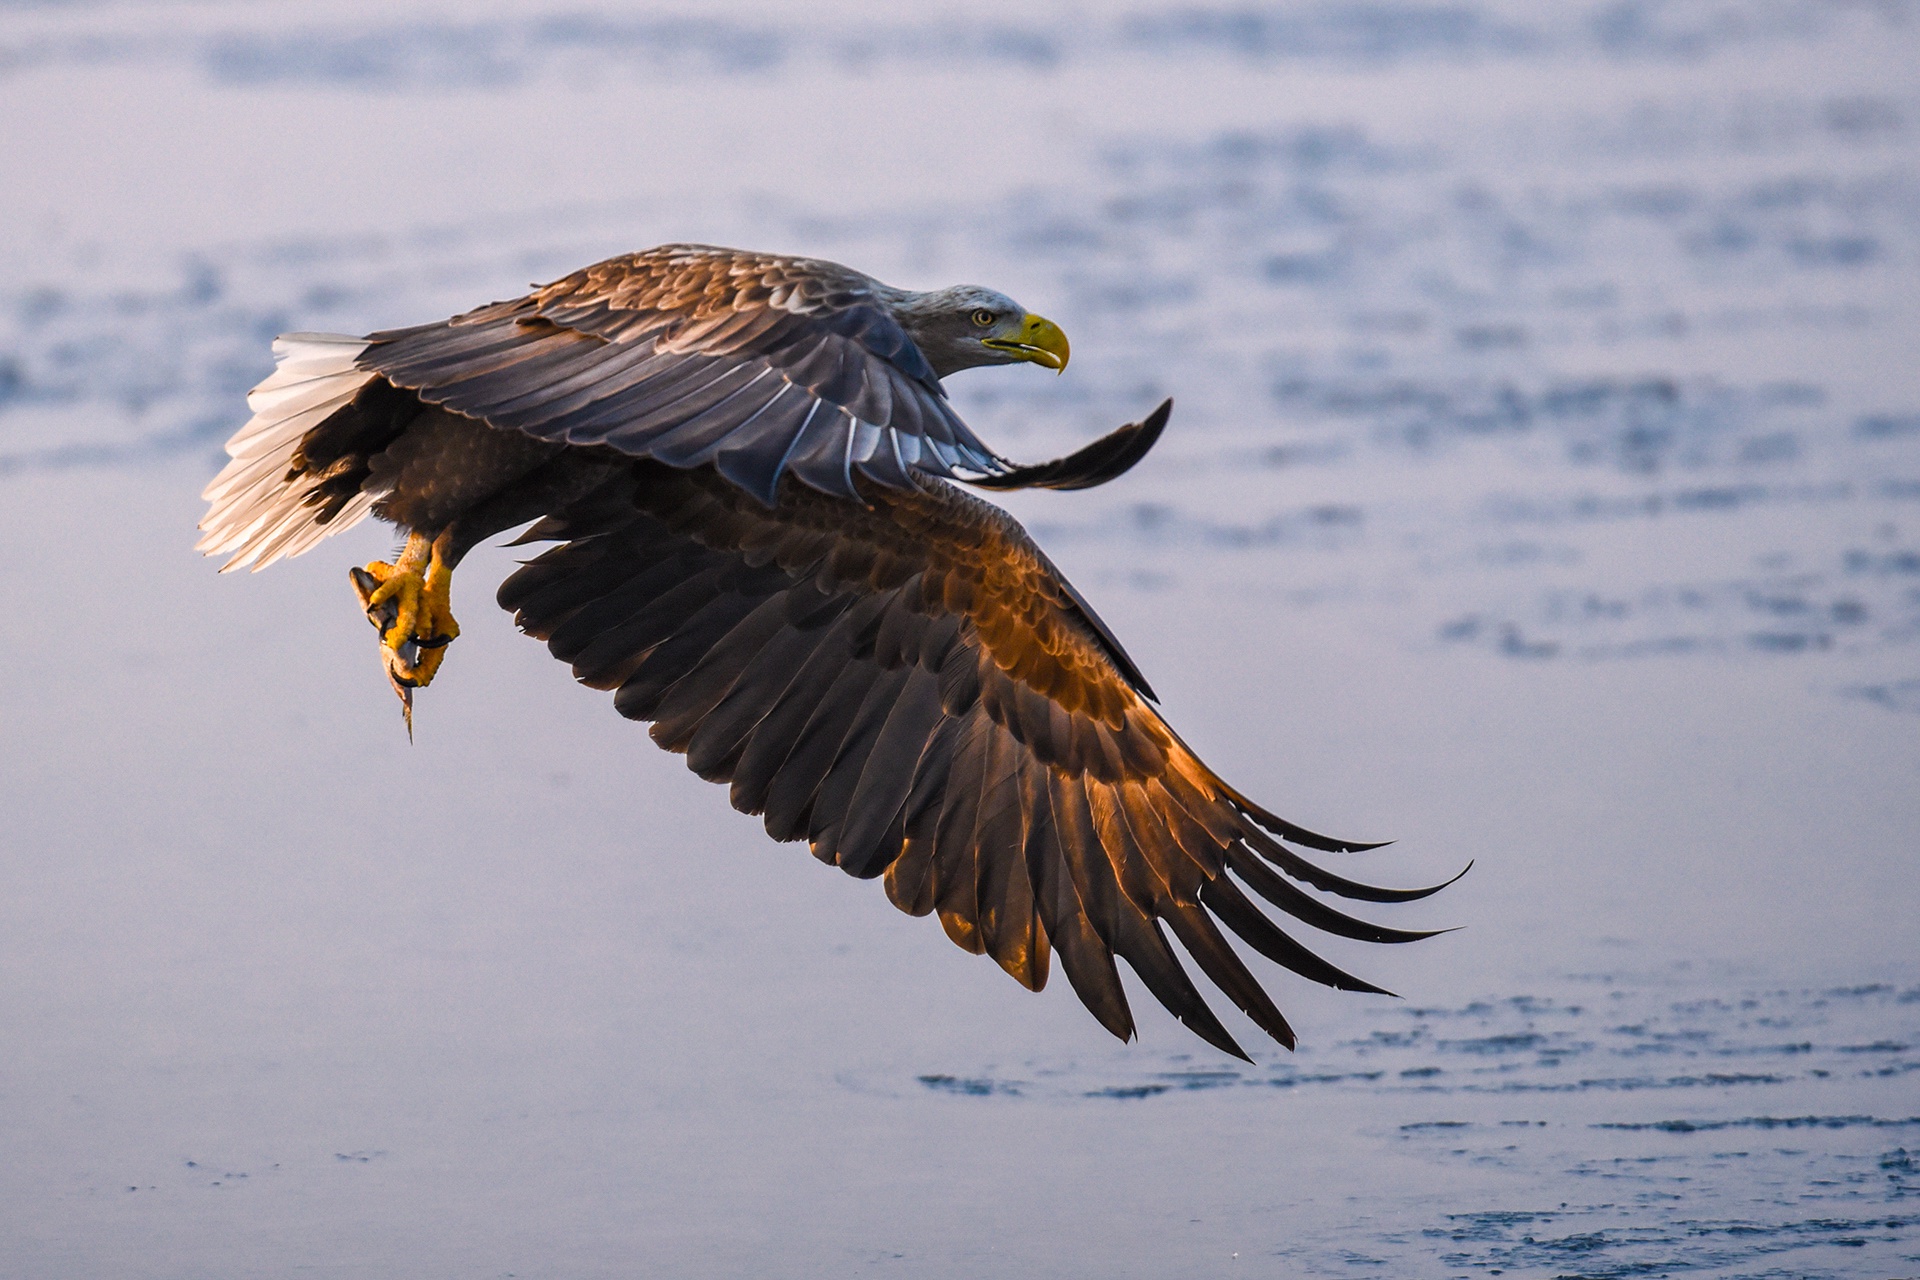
[414,535,462,686]
[349,528,461,696]
[343,447,618,733]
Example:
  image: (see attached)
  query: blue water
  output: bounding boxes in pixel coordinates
[886,976,1920,1275]
[1,2,1916,1275]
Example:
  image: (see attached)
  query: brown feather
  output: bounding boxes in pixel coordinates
[487,458,1445,1053]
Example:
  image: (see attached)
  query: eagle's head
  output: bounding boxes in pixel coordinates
[888,285,1071,380]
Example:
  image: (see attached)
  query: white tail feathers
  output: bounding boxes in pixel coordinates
[197,333,377,572]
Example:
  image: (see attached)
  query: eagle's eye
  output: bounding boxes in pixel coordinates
[970,308,996,328]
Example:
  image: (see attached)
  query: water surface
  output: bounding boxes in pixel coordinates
[1,2,1916,1275]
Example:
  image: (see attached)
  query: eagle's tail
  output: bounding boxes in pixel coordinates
[197,333,376,572]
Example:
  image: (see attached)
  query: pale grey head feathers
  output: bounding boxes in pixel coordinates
[884,285,1055,379]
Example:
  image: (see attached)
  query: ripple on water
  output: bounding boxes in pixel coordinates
[884,976,1920,1274]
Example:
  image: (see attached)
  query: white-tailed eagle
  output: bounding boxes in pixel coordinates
[199,244,1453,1058]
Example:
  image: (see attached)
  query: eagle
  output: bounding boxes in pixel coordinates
[198,244,1452,1059]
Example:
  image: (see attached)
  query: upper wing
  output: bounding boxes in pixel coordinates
[358,245,1007,506]
[497,460,1454,1058]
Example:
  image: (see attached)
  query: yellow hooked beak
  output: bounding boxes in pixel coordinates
[983,313,1070,372]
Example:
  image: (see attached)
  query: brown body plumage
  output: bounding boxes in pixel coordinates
[198,244,1452,1058]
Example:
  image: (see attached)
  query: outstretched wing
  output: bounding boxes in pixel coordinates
[498,460,1454,1058]
[358,244,1007,505]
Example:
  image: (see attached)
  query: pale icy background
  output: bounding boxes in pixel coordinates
[2,2,1917,1276]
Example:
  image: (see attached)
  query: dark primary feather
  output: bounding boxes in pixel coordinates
[970,399,1173,492]
[498,459,1453,1058]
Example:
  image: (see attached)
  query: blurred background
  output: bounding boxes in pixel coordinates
[2,1,1916,1275]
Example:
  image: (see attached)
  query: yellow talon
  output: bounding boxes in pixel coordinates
[348,531,462,733]
[408,550,461,687]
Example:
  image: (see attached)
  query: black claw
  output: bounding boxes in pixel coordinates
[415,633,454,649]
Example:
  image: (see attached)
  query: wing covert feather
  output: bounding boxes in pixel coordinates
[359,246,1007,504]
